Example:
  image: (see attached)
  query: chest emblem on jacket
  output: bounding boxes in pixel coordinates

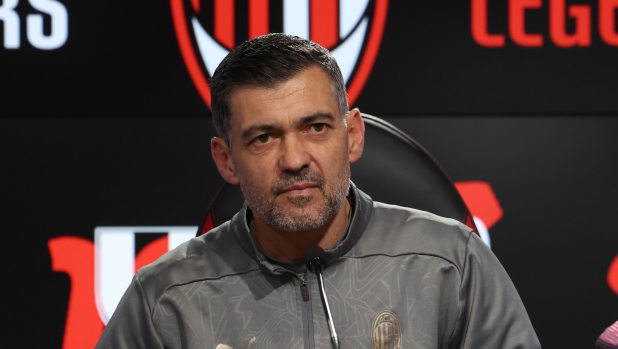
[372,310,402,349]
[215,337,256,349]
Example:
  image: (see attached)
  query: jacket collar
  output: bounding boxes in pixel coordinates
[229,182,374,275]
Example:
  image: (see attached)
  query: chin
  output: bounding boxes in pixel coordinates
[279,203,319,218]
[271,205,327,232]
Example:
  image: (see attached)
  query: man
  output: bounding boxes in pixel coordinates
[96,34,540,348]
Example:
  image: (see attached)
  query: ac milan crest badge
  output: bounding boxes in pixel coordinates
[171,0,389,108]
[372,310,402,349]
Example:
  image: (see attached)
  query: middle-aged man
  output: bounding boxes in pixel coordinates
[96,34,541,348]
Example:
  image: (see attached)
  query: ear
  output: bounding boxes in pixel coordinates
[346,108,365,164]
[211,137,240,185]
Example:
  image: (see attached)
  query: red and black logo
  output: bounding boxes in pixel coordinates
[171,0,389,107]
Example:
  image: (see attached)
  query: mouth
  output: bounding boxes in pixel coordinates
[279,182,320,196]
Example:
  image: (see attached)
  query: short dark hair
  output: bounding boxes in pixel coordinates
[210,33,348,145]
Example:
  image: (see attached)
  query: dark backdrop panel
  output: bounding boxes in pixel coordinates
[1,117,216,347]
[0,0,205,115]
[386,116,618,347]
[2,1,618,115]
[2,116,617,348]
[357,1,618,114]
[2,0,618,348]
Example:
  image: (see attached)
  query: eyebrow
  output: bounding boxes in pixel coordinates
[241,123,278,141]
[298,112,336,125]
[240,112,336,141]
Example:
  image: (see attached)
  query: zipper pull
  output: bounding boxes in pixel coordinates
[300,278,310,302]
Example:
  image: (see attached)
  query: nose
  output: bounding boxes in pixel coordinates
[278,135,310,173]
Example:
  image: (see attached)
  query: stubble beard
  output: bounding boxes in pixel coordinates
[239,166,350,232]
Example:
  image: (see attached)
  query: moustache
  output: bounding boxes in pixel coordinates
[271,168,325,195]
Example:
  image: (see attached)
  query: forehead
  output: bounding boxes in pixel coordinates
[227,67,340,134]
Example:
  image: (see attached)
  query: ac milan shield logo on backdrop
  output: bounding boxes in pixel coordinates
[171,0,389,107]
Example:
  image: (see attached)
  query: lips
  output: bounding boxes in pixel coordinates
[279,182,319,196]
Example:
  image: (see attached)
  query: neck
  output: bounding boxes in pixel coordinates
[251,198,351,262]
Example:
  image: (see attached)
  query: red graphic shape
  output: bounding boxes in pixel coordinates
[471,0,506,47]
[509,0,544,47]
[463,211,477,233]
[215,0,235,49]
[311,0,339,49]
[199,212,214,235]
[171,0,389,108]
[346,0,389,106]
[455,181,503,229]
[249,0,270,39]
[134,236,169,273]
[600,0,618,46]
[191,0,200,13]
[48,237,104,349]
[608,255,618,295]
[549,0,591,47]
[171,0,212,106]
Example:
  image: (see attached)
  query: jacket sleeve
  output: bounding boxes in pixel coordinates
[95,274,164,349]
[451,232,541,349]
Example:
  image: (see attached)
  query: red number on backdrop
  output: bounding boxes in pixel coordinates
[608,255,618,295]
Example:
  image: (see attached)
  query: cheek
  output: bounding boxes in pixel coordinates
[236,157,276,187]
[312,139,349,175]
[328,135,350,160]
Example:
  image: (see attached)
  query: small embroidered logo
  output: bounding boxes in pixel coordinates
[372,310,402,349]
[215,337,256,349]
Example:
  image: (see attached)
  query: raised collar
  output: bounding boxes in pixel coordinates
[229,182,374,275]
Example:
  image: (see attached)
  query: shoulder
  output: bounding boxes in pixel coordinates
[135,219,259,305]
[348,201,474,270]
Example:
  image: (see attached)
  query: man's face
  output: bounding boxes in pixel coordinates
[224,66,352,232]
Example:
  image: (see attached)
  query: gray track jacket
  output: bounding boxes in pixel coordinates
[96,186,540,349]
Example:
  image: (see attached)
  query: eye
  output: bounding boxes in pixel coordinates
[310,123,326,133]
[254,133,271,144]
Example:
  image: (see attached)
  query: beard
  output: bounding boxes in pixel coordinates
[239,166,350,232]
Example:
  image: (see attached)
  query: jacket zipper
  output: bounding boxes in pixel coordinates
[272,268,314,348]
[300,277,310,302]
[299,271,314,349]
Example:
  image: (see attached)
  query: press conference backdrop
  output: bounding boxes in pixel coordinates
[2,1,617,348]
